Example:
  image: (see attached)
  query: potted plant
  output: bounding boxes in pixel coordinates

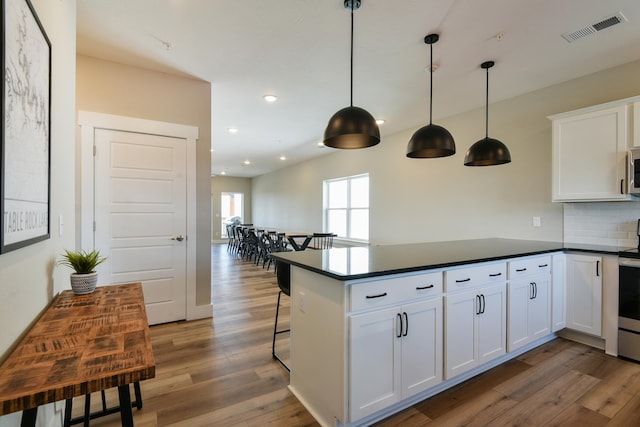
[58,249,107,295]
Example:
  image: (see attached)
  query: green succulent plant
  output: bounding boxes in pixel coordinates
[58,249,107,274]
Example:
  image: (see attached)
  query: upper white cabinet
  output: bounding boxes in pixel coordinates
[565,253,603,337]
[635,102,640,147]
[550,104,629,202]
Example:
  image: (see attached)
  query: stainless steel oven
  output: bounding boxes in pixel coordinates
[618,251,640,361]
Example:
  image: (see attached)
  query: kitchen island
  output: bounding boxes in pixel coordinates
[271,238,596,427]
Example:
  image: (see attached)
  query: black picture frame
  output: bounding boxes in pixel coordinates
[1,0,51,253]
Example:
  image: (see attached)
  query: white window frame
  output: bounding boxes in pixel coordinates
[323,173,369,243]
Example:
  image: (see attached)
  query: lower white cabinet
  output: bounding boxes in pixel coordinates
[507,274,551,352]
[349,297,442,421]
[552,254,566,332]
[566,254,603,337]
[444,283,506,379]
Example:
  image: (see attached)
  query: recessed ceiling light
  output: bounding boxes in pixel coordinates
[210,148,214,152]
[243,160,251,165]
[221,171,226,175]
[376,119,385,125]
[317,141,325,147]
[280,156,287,161]
[228,127,239,133]
[263,95,278,103]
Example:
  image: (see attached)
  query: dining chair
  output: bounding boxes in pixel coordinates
[272,261,291,372]
[311,233,336,250]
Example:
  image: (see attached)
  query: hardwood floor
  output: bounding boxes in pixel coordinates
[81,244,640,426]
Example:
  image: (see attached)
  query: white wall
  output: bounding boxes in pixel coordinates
[0,1,77,425]
[252,59,640,245]
[76,56,212,306]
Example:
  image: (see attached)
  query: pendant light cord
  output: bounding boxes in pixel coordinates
[485,66,489,138]
[350,0,354,107]
[429,41,433,125]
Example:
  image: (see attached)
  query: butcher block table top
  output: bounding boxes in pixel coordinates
[0,282,155,417]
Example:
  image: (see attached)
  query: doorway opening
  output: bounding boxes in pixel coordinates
[221,192,244,238]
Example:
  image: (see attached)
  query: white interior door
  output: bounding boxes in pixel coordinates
[94,128,187,324]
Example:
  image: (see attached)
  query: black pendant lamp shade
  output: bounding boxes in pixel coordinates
[406,34,455,158]
[323,0,380,149]
[464,61,511,166]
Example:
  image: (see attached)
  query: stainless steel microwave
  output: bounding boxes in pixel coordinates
[630,148,640,195]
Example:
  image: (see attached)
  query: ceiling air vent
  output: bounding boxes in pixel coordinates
[562,12,628,42]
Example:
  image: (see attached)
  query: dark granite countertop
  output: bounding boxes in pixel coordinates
[271,238,628,281]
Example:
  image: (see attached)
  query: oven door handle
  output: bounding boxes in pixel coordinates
[619,258,640,268]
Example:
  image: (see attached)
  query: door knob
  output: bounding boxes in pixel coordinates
[171,235,185,242]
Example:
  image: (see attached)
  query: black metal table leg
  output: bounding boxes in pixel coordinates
[63,399,72,427]
[83,393,91,427]
[21,407,37,427]
[133,382,143,410]
[117,385,134,427]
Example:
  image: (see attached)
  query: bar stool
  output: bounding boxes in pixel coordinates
[272,261,291,372]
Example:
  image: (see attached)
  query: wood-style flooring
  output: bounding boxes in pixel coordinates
[79,244,640,426]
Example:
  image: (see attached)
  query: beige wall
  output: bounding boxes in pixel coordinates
[76,56,212,305]
[252,59,640,244]
[0,1,77,425]
[211,176,253,241]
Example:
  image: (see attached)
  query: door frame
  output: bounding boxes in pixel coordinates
[78,111,207,321]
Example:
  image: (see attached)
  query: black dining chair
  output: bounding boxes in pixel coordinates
[272,261,291,372]
[311,233,336,250]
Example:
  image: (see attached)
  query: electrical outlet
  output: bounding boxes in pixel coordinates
[299,291,306,313]
[533,216,541,227]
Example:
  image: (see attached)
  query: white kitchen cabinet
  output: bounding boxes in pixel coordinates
[635,102,640,146]
[550,104,629,201]
[349,297,442,421]
[507,275,551,352]
[444,283,506,379]
[552,254,566,332]
[565,254,603,337]
[507,256,552,352]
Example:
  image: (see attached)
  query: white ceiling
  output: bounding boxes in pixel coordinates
[76,0,640,178]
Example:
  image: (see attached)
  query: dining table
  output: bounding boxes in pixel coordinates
[286,234,313,251]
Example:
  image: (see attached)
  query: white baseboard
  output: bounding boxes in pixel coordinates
[187,303,213,321]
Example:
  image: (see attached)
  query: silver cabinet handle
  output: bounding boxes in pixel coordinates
[171,235,185,241]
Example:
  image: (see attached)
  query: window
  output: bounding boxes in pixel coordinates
[324,174,369,241]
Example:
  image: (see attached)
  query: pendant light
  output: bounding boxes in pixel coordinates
[406,34,455,158]
[323,0,380,149]
[464,61,511,166]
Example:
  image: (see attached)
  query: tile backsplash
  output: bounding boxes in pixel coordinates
[564,202,640,248]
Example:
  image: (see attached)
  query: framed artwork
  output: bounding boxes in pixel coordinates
[1,0,51,253]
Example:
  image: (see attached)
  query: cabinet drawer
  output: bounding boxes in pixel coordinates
[444,262,506,292]
[350,271,442,312]
[508,255,551,279]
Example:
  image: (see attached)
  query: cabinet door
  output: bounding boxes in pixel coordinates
[552,105,628,201]
[552,254,566,332]
[477,283,507,365]
[401,298,442,398]
[566,254,603,336]
[349,307,402,421]
[507,280,531,352]
[529,276,551,341]
[444,291,477,379]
